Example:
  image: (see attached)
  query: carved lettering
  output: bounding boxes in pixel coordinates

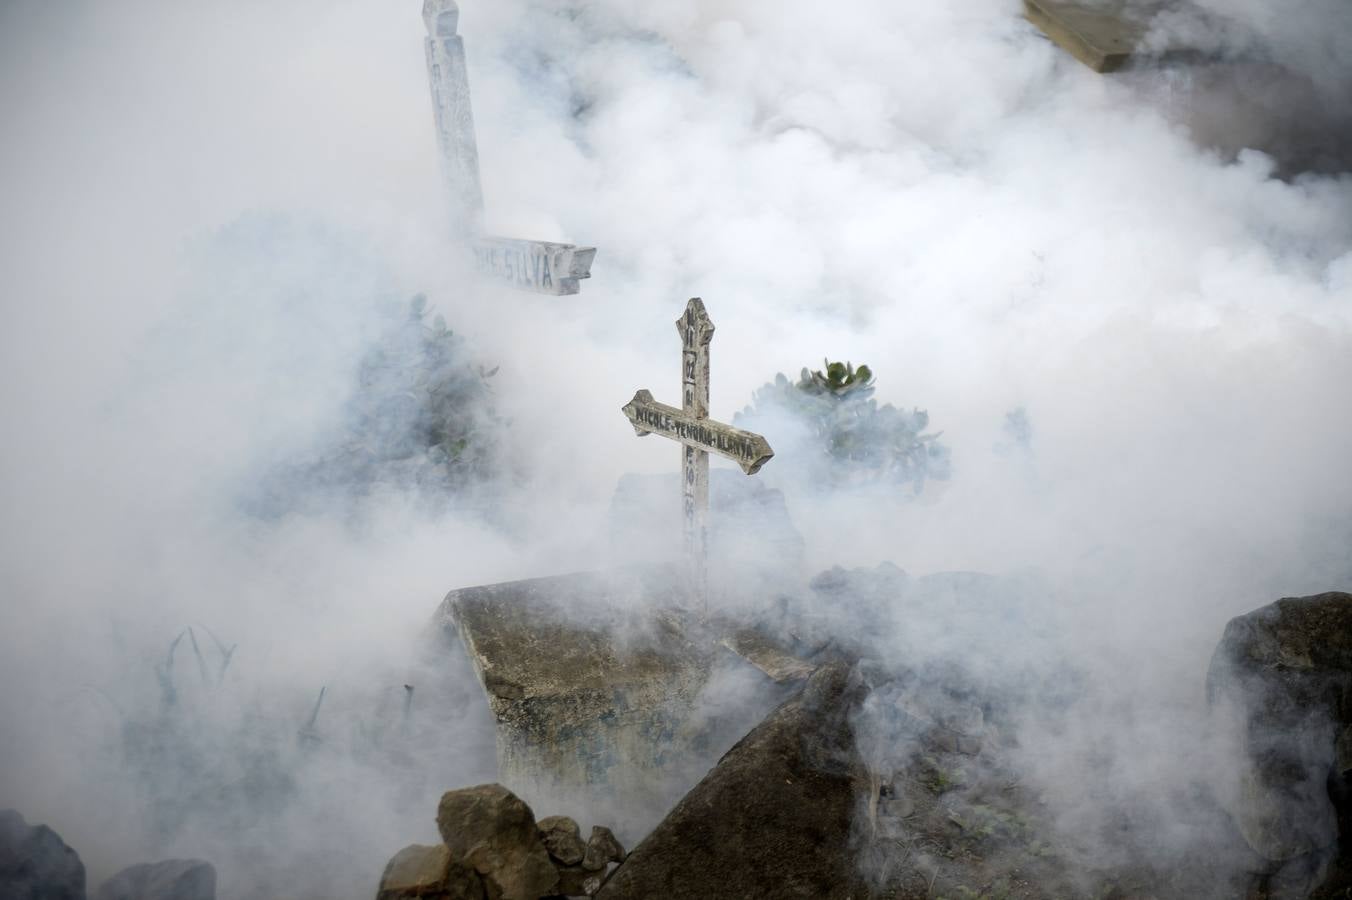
[426,8,596,294]
[621,391,773,475]
[471,238,594,296]
[620,299,772,615]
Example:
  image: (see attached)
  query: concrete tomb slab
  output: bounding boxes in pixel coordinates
[1023,0,1156,72]
[717,626,817,684]
[438,566,821,824]
[438,568,715,803]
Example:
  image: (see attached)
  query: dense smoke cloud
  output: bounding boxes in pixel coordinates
[1,0,1350,896]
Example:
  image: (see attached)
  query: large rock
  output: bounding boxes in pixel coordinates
[594,663,870,900]
[376,844,484,900]
[551,863,606,897]
[93,859,215,900]
[1207,593,1352,885]
[0,810,85,900]
[580,828,623,872]
[535,818,585,867]
[436,784,557,900]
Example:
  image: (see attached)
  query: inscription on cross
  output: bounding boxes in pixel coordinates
[621,299,774,612]
[423,0,596,295]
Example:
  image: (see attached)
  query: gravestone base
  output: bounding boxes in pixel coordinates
[439,568,715,820]
[608,470,804,601]
[437,566,816,834]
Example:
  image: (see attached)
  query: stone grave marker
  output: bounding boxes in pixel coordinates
[438,564,818,836]
[438,567,714,818]
[423,0,597,294]
[607,469,803,585]
[621,299,774,614]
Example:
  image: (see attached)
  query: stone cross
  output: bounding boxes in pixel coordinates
[423,0,597,295]
[621,299,774,612]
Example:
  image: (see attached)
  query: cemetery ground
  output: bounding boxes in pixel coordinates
[3,293,1350,900]
[8,551,1352,898]
[4,1,1351,896]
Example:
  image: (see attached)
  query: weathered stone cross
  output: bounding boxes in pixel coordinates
[423,0,597,295]
[622,299,774,612]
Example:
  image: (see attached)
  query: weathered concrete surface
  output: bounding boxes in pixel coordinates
[439,568,715,806]
[1022,0,1352,176]
[0,810,85,900]
[1023,0,1153,72]
[434,567,1352,899]
[593,663,871,900]
[1208,592,1352,896]
[718,626,817,684]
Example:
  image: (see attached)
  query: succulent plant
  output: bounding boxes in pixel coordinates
[736,361,950,494]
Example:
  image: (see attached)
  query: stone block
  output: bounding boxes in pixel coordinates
[438,568,714,807]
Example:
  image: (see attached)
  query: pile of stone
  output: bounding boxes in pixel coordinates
[377,784,625,900]
[0,808,216,900]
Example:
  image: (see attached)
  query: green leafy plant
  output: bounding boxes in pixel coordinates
[736,360,950,494]
[253,294,505,515]
[343,293,502,491]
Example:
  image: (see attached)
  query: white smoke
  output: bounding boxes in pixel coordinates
[1,0,1350,896]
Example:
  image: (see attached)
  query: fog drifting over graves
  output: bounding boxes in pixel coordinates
[1,0,1351,897]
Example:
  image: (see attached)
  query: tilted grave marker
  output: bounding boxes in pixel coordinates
[423,0,484,229]
[1023,0,1148,72]
[423,0,597,295]
[1023,0,1212,73]
[472,236,596,296]
[621,299,774,612]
